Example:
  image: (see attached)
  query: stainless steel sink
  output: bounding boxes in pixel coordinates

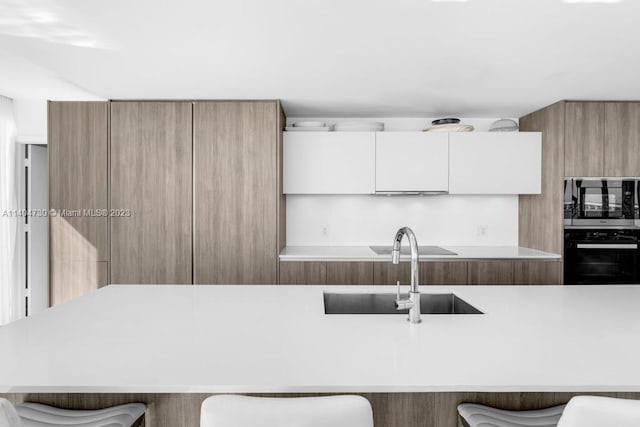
[369,245,457,256]
[323,292,483,315]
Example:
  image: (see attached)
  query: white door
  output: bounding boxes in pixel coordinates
[375,132,448,193]
[284,132,375,194]
[448,132,542,194]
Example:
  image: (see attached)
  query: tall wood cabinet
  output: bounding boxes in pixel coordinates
[563,101,640,177]
[517,99,640,285]
[194,101,283,284]
[564,102,604,177]
[49,100,285,297]
[518,101,565,285]
[49,102,109,305]
[604,102,640,176]
[110,102,193,284]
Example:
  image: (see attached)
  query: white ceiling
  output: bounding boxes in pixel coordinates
[1,0,639,117]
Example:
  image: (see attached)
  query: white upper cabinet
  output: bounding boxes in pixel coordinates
[448,132,542,194]
[375,132,448,193]
[283,132,375,194]
[284,130,542,195]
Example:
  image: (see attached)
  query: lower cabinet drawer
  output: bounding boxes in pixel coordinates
[467,261,515,285]
[278,261,374,285]
[468,261,562,285]
[374,262,468,285]
[279,260,562,286]
[326,262,373,285]
[513,261,562,285]
[279,261,326,285]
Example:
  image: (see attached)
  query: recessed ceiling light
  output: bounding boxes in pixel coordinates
[431,0,469,2]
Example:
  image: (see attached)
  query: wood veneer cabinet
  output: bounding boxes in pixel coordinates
[380,260,562,286]
[564,102,604,177]
[326,262,374,285]
[284,261,471,285]
[467,261,514,285]
[278,261,375,285]
[194,101,283,284]
[50,100,284,289]
[373,263,411,285]
[421,262,468,285]
[517,100,640,286]
[374,262,468,285]
[279,261,326,285]
[562,101,640,177]
[48,101,109,305]
[110,102,193,284]
[604,102,640,176]
[513,261,562,285]
[6,391,640,427]
[519,101,565,285]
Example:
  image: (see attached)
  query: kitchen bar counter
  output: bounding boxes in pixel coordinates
[1,284,638,393]
[279,245,561,262]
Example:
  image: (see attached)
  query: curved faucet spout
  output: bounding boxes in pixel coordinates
[391,227,420,294]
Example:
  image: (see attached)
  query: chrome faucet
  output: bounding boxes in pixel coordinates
[392,227,421,323]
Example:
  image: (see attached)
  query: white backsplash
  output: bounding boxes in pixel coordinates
[286,195,518,246]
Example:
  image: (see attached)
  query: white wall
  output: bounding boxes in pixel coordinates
[13,99,47,143]
[287,195,518,246]
[0,95,23,325]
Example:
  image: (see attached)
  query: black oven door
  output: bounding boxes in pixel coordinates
[565,238,638,285]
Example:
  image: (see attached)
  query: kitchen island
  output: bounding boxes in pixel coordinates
[2,284,639,426]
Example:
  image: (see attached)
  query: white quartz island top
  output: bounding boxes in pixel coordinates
[2,284,639,393]
[279,245,561,262]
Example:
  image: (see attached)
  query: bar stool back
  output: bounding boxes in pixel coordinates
[200,395,373,427]
[0,398,145,427]
[557,396,640,427]
[457,402,565,427]
[0,398,21,427]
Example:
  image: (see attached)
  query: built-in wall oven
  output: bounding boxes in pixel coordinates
[564,229,639,284]
[564,178,640,285]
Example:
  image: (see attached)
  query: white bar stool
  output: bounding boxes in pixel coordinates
[0,398,145,427]
[0,398,21,427]
[557,396,640,427]
[457,402,566,427]
[459,395,640,427]
[200,395,373,427]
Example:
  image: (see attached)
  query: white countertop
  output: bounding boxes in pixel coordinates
[1,284,638,393]
[279,245,561,262]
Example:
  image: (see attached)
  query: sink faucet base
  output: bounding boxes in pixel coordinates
[407,292,421,323]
